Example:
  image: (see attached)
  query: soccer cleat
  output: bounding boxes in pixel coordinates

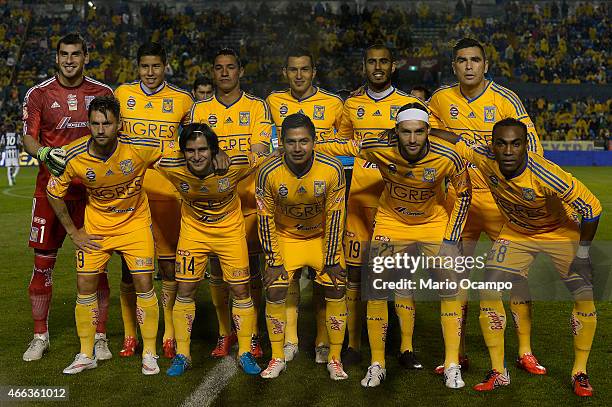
[119,336,139,358]
[398,350,423,369]
[341,346,362,366]
[435,355,469,375]
[315,344,330,364]
[211,334,237,358]
[163,338,177,359]
[260,358,287,379]
[239,351,262,375]
[361,362,386,388]
[94,333,112,360]
[283,342,299,362]
[444,363,465,389]
[327,358,348,380]
[516,352,546,375]
[167,354,192,377]
[572,372,593,397]
[250,335,263,358]
[142,352,160,375]
[23,334,50,361]
[473,369,510,391]
[63,353,97,374]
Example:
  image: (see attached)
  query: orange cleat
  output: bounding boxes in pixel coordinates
[516,352,546,375]
[211,333,237,358]
[572,372,593,397]
[473,369,510,391]
[119,336,139,358]
[250,335,263,358]
[434,355,469,375]
[163,338,177,359]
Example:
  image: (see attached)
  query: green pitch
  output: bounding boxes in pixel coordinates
[0,167,609,407]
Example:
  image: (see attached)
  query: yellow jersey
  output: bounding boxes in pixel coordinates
[114,81,194,200]
[455,141,602,234]
[47,135,163,236]
[256,152,346,267]
[428,81,542,189]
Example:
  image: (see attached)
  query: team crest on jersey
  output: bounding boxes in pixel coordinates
[162,98,174,113]
[387,163,397,174]
[119,159,134,176]
[86,168,96,182]
[208,114,218,126]
[279,104,288,117]
[313,105,325,120]
[278,184,288,197]
[218,177,230,192]
[489,175,499,186]
[67,94,78,111]
[484,106,496,123]
[179,182,190,192]
[356,106,365,119]
[522,187,535,201]
[239,111,250,126]
[144,102,153,109]
[314,181,326,197]
[127,96,136,110]
[85,96,95,110]
[297,186,307,194]
[423,168,436,183]
[449,105,459,119]
[29,227,39,242]
[390,105,400,120]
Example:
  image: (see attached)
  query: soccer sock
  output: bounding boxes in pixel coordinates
[162,281,177,341]
[394,295,416,353]
[458,288,469,356]
[265,299,286,360]
[250,275,263,336]
[440,299,462,367]
[571,300,597,375]
[136,289,159,356]
[120,281,138,339]
[75,293,98,358]
[173,296,195,358]
[510,298,532,356]
[345,282,362,349]
[366,299,388,367]
[232,297,255,355]
[96,273,110,334]
[326,296,347,362]
[210,277,231,337]
[479,299,507,372]
[284,277,300,345]
[29,252,56,334]
[314,283,329,346]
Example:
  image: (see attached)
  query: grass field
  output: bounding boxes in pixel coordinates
[0,166,610,407]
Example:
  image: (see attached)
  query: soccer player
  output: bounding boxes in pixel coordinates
[445,118,600,396]
[190,48,273,358]
[21,33,114,362]
[266,48,344,363]
[192,76,214,101]
[115,42,194,359]
[47,96,162,375]
[1,123,22,186]
[156,123,264,377]
[428,38,545,375]
[257,114,348,380]
[409,85,430,103]
[338,43,422,364]
[317,102,471,388]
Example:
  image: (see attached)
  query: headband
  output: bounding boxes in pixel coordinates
[396,108,429,124]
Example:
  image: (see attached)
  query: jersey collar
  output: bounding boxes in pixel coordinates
[140,81,166,96]
[290,86,318,102]
[503,153,529,180]
[86,137,119,162]
[283,152,315,179]
[459,80,491,103]
[215,91,244,109]
[366,86,395,102]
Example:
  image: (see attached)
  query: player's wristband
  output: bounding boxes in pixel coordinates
[576,245,590,259]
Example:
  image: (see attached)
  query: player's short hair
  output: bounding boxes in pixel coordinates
[179,123,220,156]
[410,85,431,101]
[398,101,429,115]
[192,76,213,91]
[453,38,486,60]
[492,118,527,140]
[281,113,316,141]
[88,96,120,121]
[57,33,88,55]
[214,48,241,68]
[285,48,315,68]
[137,42,167,65]
[363,43,394,63]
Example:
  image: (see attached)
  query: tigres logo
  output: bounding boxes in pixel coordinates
[570,313,583,336]
[266,315,285,335]
[91,308,99,327]
[328,316,343,331]
[511,311,519,329]
[487,311,505,330]
[381,322,389,342]
[232,314,242,331]
[186,314,194,333]
[136,307,145,325]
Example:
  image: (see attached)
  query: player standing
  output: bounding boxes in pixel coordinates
[1,123,22,186]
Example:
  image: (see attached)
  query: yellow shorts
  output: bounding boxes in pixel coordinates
[446,186,503,242]
[150,198,181,260]
[175,235,250,284]
[244,212,262,254]
[76,226,155,275]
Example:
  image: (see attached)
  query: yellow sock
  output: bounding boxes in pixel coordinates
[210,277,231,337]
[366,300,388,367]
[75,293,98,358]
[136,289,159,356]
[314,283,329,346]
[458,288,469,356]
[479,299,506,372]
[120,281,138,339]
[345,282,362,349]
[250,276,263,336]
[441,299,462,367]
[232,297,255,355]
[173,296,195,358]
[326,297,347,362]
[394,296,415,352]
[510,298,532,356]
[265,300,286,360]
[162,281,177,341]
[571,300,597,375]
[285,277,300,345]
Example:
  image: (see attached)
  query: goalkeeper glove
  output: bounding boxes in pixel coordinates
[569,256,593,286]
[37,146,67,177]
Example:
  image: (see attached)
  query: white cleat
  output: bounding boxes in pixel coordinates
[315,344,330,364]
[327,358,348,380]
[63,353,97,374]
[94,333,112,360]
[142,352,160,375]
[260,358,287,379]
[23,334,50,361]
[444,363,465,389]
[361,362,386,388]
[283,342,299,362]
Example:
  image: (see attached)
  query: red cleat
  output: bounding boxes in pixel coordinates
[516,352,546,375]
[434,355,469,375]
[250,335,263,358]
[211,333,236,358]
[119,336,139,358]
[473,369,510,391]
[163,338,177,359]
[572,372,593,397]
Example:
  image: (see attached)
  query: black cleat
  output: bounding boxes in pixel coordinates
[341,347,362,366]
[398,350,423,369]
